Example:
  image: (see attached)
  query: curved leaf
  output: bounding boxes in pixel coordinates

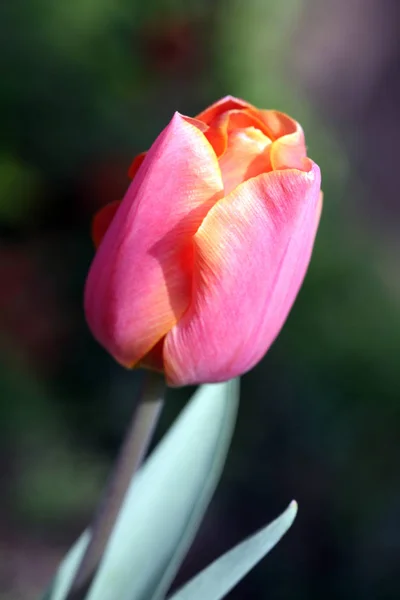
[168,501,298,600]
[46,379,239,600]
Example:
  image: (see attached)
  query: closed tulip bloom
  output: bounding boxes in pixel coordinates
[84,96,322,386]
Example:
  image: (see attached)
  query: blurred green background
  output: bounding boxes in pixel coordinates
[1,0,400,598]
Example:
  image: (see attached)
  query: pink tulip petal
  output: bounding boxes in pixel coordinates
[164,162,321,385]
[85,113,224,367]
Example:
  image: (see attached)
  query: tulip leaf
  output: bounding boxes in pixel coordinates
[44,532,91,600]
[168,501,298,600]
[45,379,239,600]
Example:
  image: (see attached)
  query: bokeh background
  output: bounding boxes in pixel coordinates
[1,0,400,598]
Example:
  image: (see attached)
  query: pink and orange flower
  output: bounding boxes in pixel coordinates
[84,96,322,386]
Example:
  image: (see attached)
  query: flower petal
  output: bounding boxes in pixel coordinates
[164,162,321,385]
[196,95,254,124]
[201,108,272,158]
[260,111,307,170]
[128,152,147,178]
[85,112,224,367]
[91,200,121,248]
[218,126,272,194]
[92,152,149,250]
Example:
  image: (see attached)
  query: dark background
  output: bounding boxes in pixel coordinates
[1,0,400,598]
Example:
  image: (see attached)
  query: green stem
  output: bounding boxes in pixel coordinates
[65,372,165,600]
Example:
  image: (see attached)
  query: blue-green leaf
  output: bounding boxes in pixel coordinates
[46,379,239,600]
[45,532,91,600]
[168,501,298,600]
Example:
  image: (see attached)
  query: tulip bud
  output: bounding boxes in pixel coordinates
[85,96,322,385]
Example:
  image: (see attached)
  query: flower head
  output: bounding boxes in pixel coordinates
[85,96,322,385]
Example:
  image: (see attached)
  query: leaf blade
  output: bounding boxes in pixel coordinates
[46,379,239,600]
[45,532,91,600]
[88,379,239,600]
[168,500,298,600]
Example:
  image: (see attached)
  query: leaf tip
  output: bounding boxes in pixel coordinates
[287,500,298,521]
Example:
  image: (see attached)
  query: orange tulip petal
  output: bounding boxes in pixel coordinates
[218,126,272,194]
[203,108,272,158]
[260,110,302,140]
[138,338,165,372]
[257,110,307,171]
[128,152,147,179]
[91,200,122,248]
[196,95,254,124]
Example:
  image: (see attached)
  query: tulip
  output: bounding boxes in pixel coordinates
[84,96,322,386]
